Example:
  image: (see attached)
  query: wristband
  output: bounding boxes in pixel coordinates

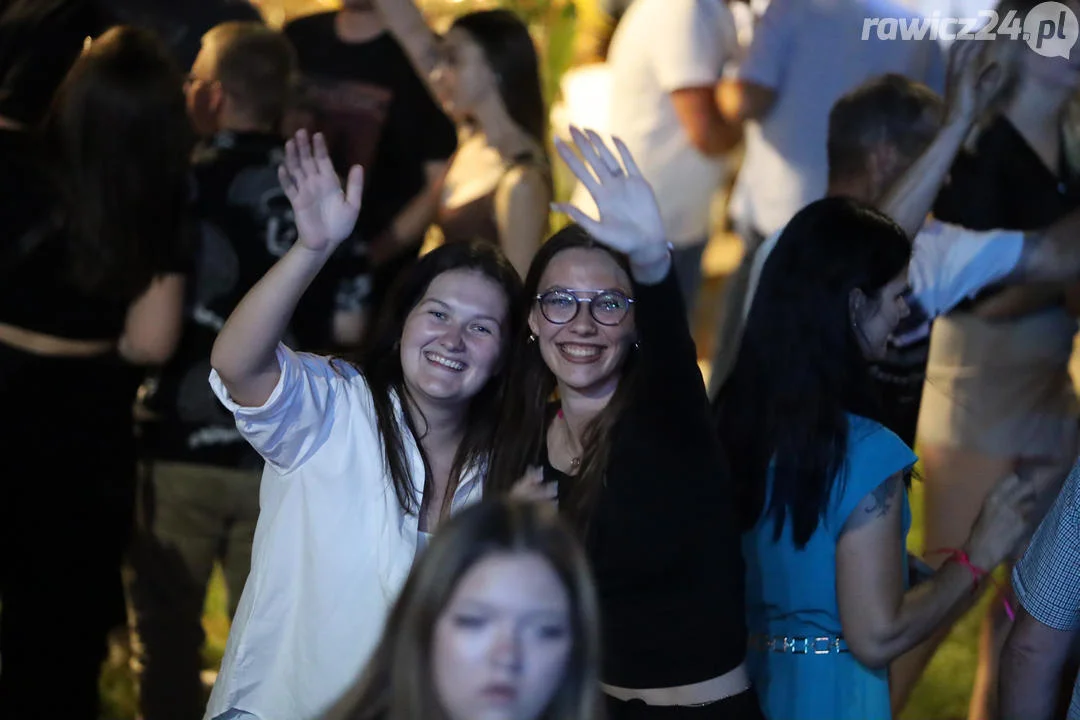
[932,548,1015,621]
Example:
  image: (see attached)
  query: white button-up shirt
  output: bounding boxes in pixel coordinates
[204,344,483,720]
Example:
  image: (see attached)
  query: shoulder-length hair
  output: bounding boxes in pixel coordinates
[42,25,194,302]
[485,224,639,533]
[326,498,603,720]
[353,240,524,520]
[714,197,911,549]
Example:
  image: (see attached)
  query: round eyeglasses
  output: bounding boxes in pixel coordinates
[535,289,635,326]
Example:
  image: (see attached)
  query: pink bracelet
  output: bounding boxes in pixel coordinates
[931,548,1015,621]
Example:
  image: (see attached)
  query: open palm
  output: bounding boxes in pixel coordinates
[553,126,666,263]
[278,129,364,253]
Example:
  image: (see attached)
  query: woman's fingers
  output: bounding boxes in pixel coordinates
[555,136,602,197]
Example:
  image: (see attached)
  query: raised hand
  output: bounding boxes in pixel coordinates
[944,37,1006,126]
[553,126,669,278]
[278,129,364,253]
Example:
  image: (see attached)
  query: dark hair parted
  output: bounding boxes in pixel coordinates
[486,224,639,533]
[713,197,912,549]
[43,25,194,302]
[326,498,602,720]
[827,73,943,186]
[451,9,547,146]
[352,240,524,520]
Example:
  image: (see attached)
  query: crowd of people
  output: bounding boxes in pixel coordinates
[3,1,1080,720]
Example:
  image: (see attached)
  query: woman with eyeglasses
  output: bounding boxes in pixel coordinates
[487,126,763,720]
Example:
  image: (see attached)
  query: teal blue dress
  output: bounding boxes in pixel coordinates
[742,414,917,720]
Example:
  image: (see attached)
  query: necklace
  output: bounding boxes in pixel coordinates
[557,408,582,471]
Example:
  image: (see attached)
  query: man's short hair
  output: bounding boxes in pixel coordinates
[203,21,297,127]
[827,74,944,185]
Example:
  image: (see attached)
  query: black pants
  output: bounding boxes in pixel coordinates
[0,347,138,719]
[605,689,766,720]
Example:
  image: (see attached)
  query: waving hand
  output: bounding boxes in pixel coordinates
[553,126,670,283]
[278,129,364,253]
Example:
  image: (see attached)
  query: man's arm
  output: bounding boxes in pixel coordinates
[715,79,776,123]
[671,86,742,156]
[999,464,1080,720]
[1000,606,1077,720]
[1007,209,1080,283]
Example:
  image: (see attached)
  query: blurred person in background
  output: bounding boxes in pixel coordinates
[0,26,193,719]
[710,0,945,398]
[371,0,551,279]
[129,21,298,720]
[284,0,458,347]
[602,0,742,318]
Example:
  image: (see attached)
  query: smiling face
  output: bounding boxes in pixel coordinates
[851,269,910,360]
[432,551,573,720]
[400,269,509,412]
[528,247,636,398]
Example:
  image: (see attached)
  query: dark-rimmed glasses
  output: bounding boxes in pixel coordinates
[535,289,635,326]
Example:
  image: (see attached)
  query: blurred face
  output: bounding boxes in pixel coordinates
[185,41,222,136]
[851,269,910,360]
[400,269,509,412]
[529,248,636,398]
[432,552,573,720]
[431,27,498,120]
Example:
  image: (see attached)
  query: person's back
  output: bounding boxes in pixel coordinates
[730,0,946,238]
[743,414,916,720]
[606,0,739,312]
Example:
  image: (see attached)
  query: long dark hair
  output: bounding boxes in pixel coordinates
[42,25,194,302]
[486,225,639,532]
[325,498,602,720]
[714,197,911,549]
[451,9,547,146]
[354,240,524,520]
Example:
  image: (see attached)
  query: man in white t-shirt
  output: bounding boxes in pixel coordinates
[604,0,742,316]
[709,72,1080,447]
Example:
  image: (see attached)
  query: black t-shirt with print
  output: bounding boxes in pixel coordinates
[283,12,458,247]
[144,131,299,470]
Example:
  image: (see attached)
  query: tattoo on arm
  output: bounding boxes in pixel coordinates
[842,473,903,534]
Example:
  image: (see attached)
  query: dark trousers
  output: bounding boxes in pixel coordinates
[0,347,138,719]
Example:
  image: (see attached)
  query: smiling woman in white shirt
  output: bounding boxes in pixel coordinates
[203,129,524,720]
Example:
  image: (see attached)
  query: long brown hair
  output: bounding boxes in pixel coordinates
[350,240,524,520]
[43,25,194,302]
[485,225,640,533]
[325,498,603,720]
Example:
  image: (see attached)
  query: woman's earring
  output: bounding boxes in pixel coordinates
[634,340,641,350]
[528,333,537,344]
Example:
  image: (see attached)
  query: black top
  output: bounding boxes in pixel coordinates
[143,131,295,469]
[0,128,136,340]
[284,13,458,245]
[543,268,747,689]
[934,115,1080,232]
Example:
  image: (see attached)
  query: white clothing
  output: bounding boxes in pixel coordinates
[605,0,739,246]
[204,345,483,720]
[729,0,946,236]
[742,218,1026,321]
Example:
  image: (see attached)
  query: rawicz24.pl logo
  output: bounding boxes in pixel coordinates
[861,1,1080,58]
